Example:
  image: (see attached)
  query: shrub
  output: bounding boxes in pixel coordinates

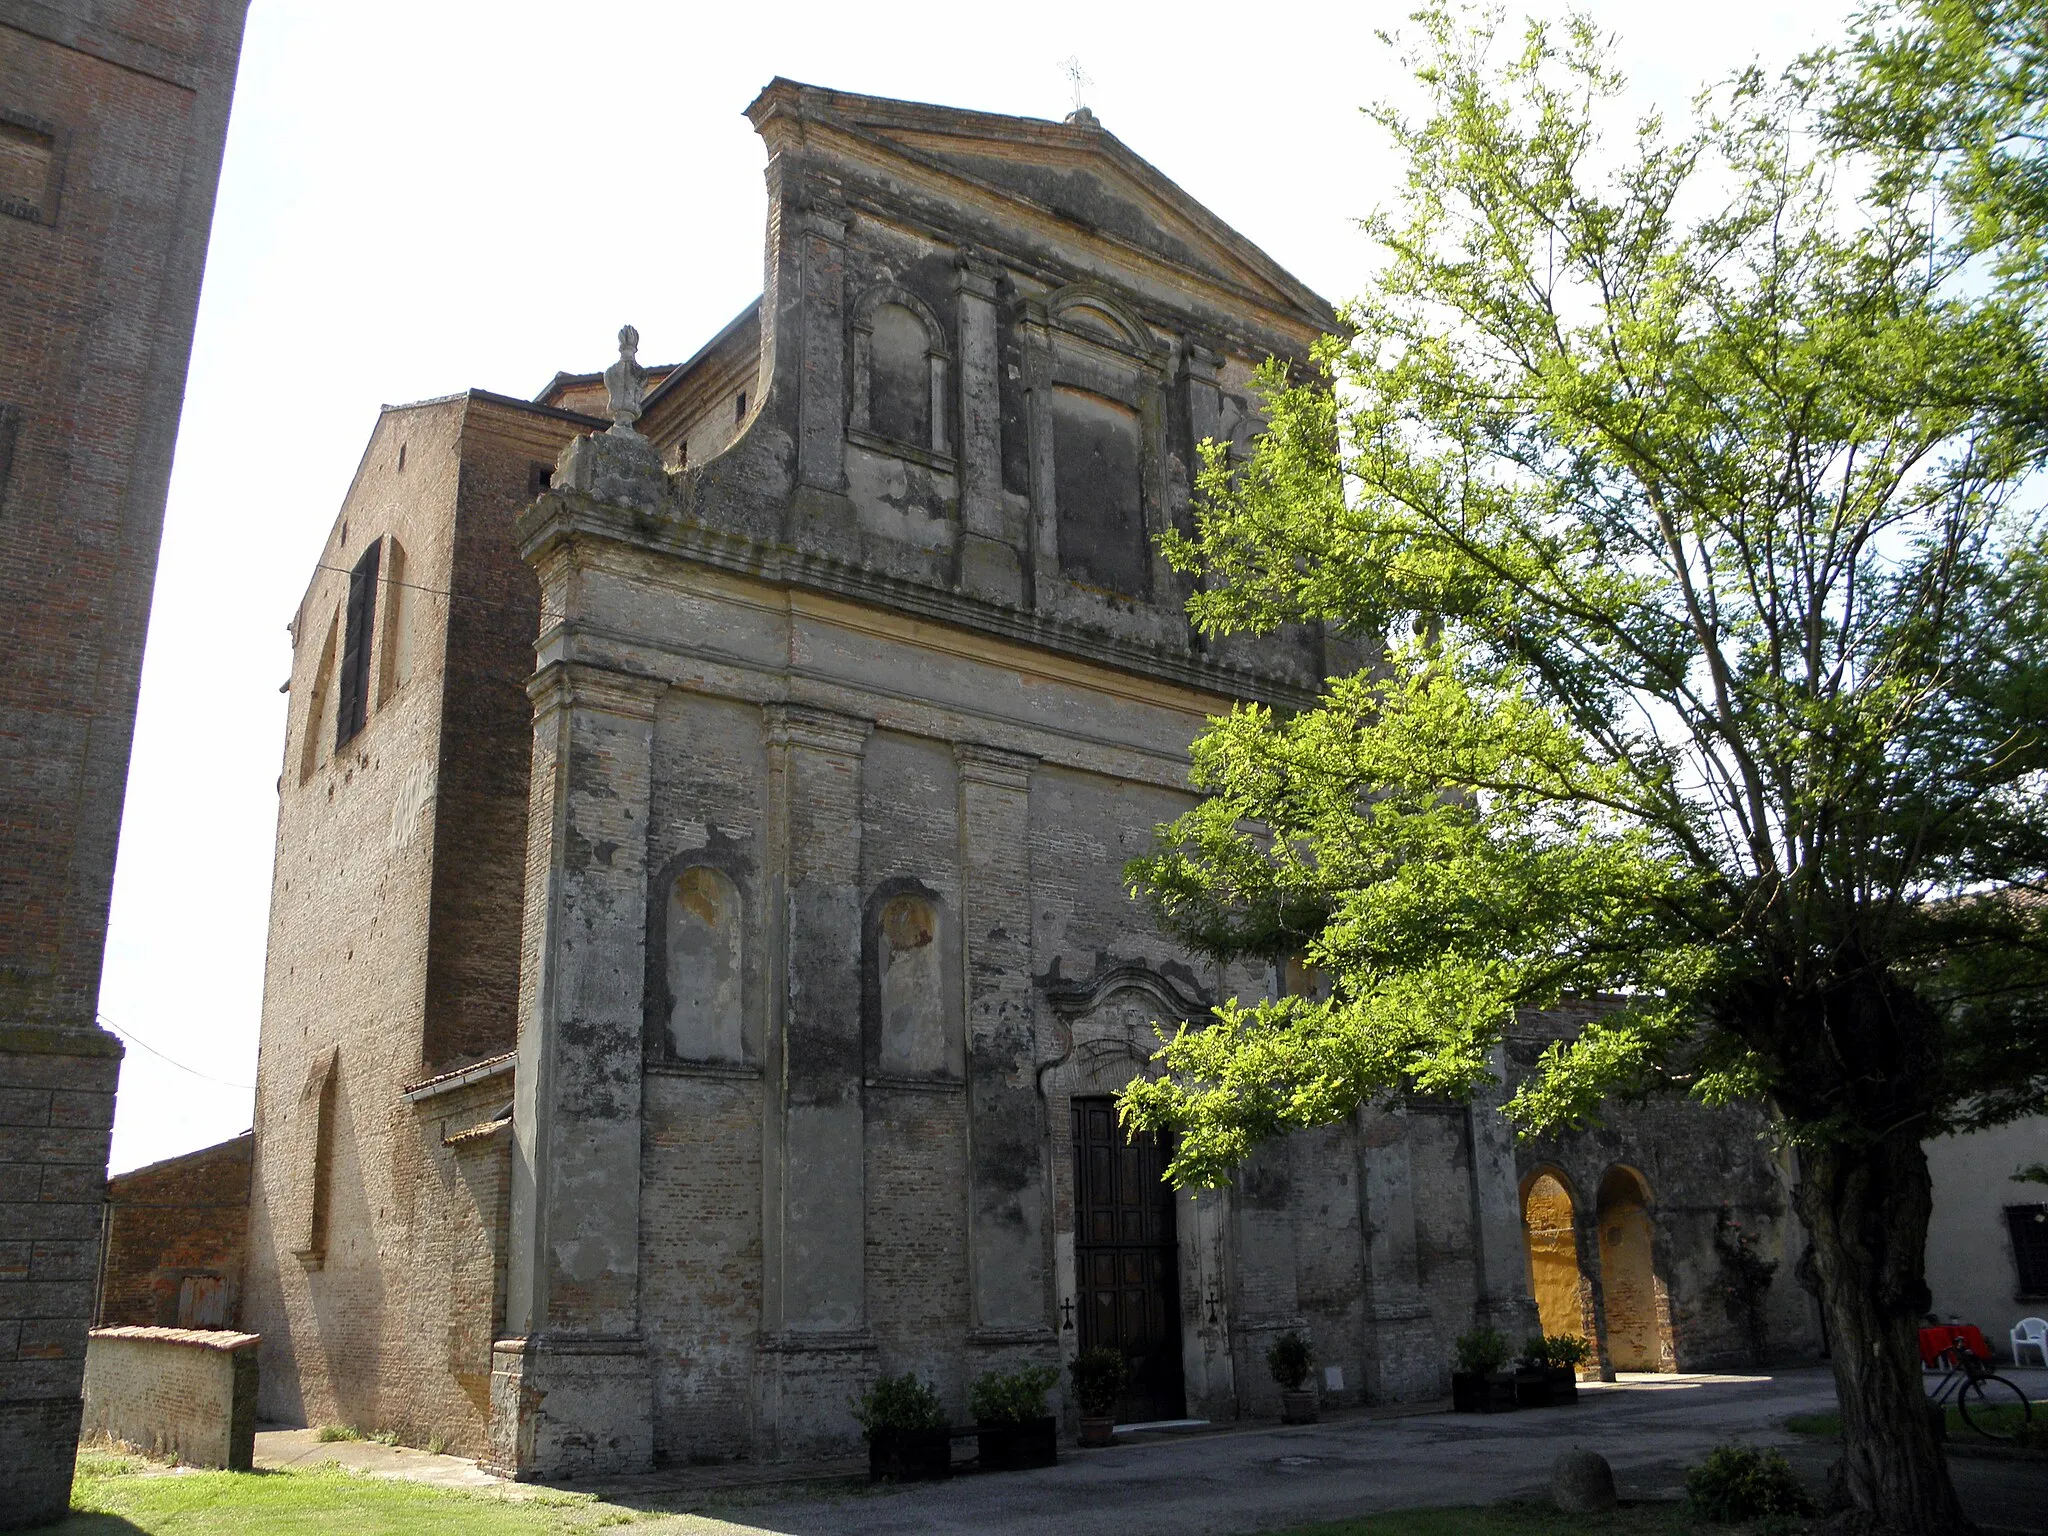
[849,1373,946,1437]
[969,1364,1060,1424]
[1685,1444,1814,1522]
[1521,1333,1593,1369]
[1070,1348,1126,1416]
[1266,1331,1312,1390]
[1453,1327,1509,1375]
[314,1425,362,1443]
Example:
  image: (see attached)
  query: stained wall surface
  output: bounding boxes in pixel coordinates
[246,80,1822,1482]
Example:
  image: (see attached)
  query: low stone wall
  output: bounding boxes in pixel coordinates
[82,1327,259,1470]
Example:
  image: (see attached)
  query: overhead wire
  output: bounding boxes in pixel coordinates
[97,1014,256,1092]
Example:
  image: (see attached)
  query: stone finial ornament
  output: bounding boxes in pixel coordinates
[605,323,648,435]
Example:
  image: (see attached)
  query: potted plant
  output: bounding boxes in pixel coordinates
[970,1364,1060,1470]
[1450,1327,1517,1413]
[1519,1333,1591,1406]
[1267,1331,1318,1423]
[1069,1347,1125,1446]
[852,1372,951,1481]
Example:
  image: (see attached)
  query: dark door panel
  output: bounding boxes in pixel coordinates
[1072,1095,1184,1422]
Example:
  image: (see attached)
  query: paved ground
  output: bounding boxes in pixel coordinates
[253,1369,2048,1535]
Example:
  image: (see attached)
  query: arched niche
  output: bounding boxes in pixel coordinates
[849,285,951,459]
[663,864,745,1063]
[861,879,961,1080]
[1520,1167,1592,1352]
[1595,1164,1673,1372]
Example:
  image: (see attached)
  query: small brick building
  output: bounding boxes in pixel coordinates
[0,1,249,1524]
[243,81,1819,1479]
[95,1132,251,1331]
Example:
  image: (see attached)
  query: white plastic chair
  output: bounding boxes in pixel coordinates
[2011,1317,2048,1368]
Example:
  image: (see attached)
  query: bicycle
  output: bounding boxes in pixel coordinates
[1926,1342,2036,1442]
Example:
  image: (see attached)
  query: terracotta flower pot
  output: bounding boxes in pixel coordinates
[1078,1413,1116,1447]
[1280,1388,1319,1424]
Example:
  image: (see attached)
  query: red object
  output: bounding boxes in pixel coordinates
[1918,1324,1992,1367]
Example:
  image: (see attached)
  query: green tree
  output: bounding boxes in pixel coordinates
[1828,0,2047,310]
[1121,11,2048,1533]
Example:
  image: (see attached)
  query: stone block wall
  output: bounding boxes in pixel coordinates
[81,1326,258,1470]
[96,1132,250,1329]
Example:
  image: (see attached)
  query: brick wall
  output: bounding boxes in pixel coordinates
[0,1025,120,1526]
[81,1327,258,1470]
[243,393,587,1456]
[96,1132,250,1329]
[0,1,248,1523]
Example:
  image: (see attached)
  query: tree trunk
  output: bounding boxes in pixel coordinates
[1795,1135,1973,1534]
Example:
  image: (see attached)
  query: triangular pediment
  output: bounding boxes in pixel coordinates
[748,81,1335,334]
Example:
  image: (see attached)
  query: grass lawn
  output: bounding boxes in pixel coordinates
[57,1451,652,1535]
[1786,1397,2046,1450]
[60,1454,1806,1536]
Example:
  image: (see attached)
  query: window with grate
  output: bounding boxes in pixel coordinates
[2006,1205,2048,1296]
[334,540,381,749]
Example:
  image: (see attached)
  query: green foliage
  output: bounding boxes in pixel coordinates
[1453,1327,1509,1375]
[1118,3,2048,1192]
[848,1373,945,1436]
[1267,1331,1313,1389]
[1683,1445,1815,1522]
[2014,1162,2048,1185]
[313,1425,362,1444]
[1069,1347,1126,1415]
[1520,1333,1591,1369]
[968,1364,1059,1424]
[1825,0,2048,307]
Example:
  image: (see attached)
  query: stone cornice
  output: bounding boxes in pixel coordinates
[763,702,872,757]
[519,491,1320,715]
[954,742,1038,789]
[525,659,667,720]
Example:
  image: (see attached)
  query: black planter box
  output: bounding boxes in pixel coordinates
[1511,1368,1552,1409]
[976,1416,1058,1470]
[1451,1370,1518,1413]
[869,1426,953,1481]
[1544,1366,1578,1405]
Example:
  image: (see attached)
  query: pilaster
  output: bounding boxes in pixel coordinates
[495,660,662,1480]
[1016,299,1060,611]
[953,256,1021,605]
[760,703,874,1456]
[1357,1105,1438,1400]
[793,205,850,514]
[1468,1052,1540,1342]
[954,744,1049,1344]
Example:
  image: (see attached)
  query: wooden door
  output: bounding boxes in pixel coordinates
[1072,1095,1184,1423]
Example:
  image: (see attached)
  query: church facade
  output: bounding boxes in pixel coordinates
[242,81,1818,1480]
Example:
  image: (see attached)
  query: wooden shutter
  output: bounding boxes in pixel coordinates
[334,540,380,749]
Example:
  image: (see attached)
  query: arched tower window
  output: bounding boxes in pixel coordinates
[298,613,337,784]
[850,287,950,458]
[665,866,744,1062]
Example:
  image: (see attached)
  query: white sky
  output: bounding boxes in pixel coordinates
[99,0,1844,1173]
